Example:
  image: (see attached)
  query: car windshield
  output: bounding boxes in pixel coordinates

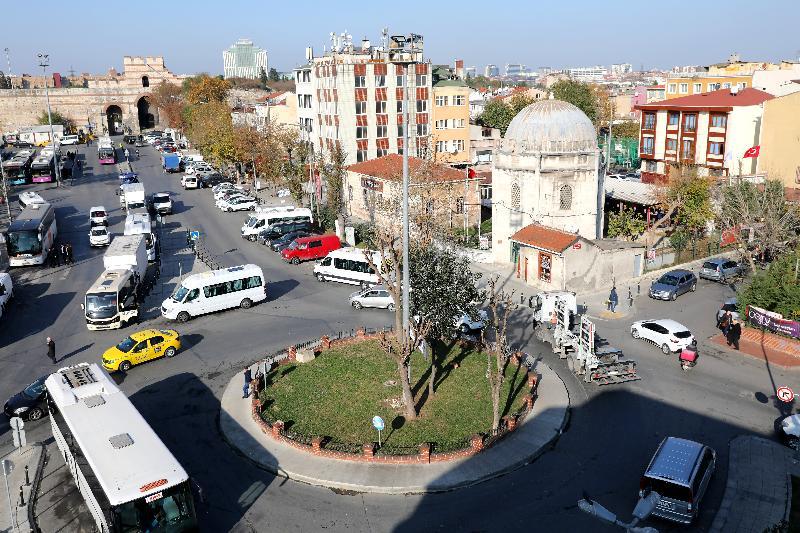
[115,336,137,353]
[91,228,107,236]
[91,210,106,218]
[658,275,679,286]
[172,284,189,302]
[702,261,720,270]
[23,378,46,399]
[674,330,693,338]
[286,241,298,250]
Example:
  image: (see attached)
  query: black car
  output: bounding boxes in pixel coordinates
[258,220,315,245]
[4,376,48,421]
[123,135,138,144]
[199,172,230,188]
[270,230,311,252]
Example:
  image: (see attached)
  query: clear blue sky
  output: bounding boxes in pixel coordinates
[5,0,799,76]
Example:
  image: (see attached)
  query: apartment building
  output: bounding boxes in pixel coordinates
[431,69,470,165]
[567,66,608,82]
[757,91,800,198]
[665,74,752,99]
[635,88,774,182]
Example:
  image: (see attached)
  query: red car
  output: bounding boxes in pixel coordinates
[280,234,341,264]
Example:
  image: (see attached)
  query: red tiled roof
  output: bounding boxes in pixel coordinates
[346,154,471,183]
[637,88,774,110]
[256,91,286,103]
[510,224,579,253]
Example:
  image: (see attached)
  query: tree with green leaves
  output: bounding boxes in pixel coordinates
[613,119,640,139]
[508,94,533,115]
[647,164,713,239]
[551,79,598,124]
[259,67,269,89]
[183,74,231,105]
[669,228,690,259]
[37,110,74,131]
[738,248,800,321]
[607,206,646,240]
[268,68,281,82]
[320,144,347,230]
[478,99,515,135]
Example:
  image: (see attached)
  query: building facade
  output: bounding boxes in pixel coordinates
[431,76,470,164]
[757,91,800,197]
[484,64,499,77]
[635,88,774,182]
[645,85,665,103]
[567,66,608,82]
[665,74,752,99]
[223,39,268,79]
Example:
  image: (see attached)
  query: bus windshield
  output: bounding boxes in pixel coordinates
[85,292,118,319]
[112,481,196,532]
[7,230,41,256]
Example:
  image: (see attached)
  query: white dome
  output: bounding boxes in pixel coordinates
[501,99,597,153]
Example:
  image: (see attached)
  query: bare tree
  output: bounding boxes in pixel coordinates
[483,277,518,432]
[644,164,713,242]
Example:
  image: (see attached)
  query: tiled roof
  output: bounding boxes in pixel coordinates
[637,88,774,109]
[346,154,470,183]
[510,224,579,253]
[256,91,286,103]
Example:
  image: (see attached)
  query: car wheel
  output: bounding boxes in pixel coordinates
[164,347,177,358]
[316,273,325,282]
[176,311,191,323]
[788,436,800,452]
[670,292,677,301]
[690,283,697,292]
[291,257,299,265]
[240,298,253,309]
[631,329,640,339]
[119,360,132,372]
[460,324,470,334]
[661,343,671,355]
[27,407,43,421]
[387,303,396,312]
[248,235,257,242]
[352,301,363,310]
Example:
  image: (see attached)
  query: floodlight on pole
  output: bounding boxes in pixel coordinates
[37,52,62,187]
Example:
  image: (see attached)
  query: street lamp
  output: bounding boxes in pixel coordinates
[37,53,62,187]
[577,490,661,533]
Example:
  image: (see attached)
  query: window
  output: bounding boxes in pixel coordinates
[642,137,655,155]
[722,82,731,89]
[396,100,404,113]
[643,112,656,130]
[645,160,657,172]
[396,75,405,87]
[668,112,679,126]
[738,82,747,89]
[141,76,149,88]
[538,252,552,283]
[375,101,387,113]
[683,114,697,132]
[709,141,724,155]
[456,197,464,214]
[376,148,388,157]
[482,127,492,138]
[361,188,369,206]
[511,183,521,209]
[416,123,428,136]
[309,240,322,249]
[416,74,427,86]
[709,83,721,91]
[375,75,386,87]
[354,75,366,88]
[376,125,388,138]
[436,140,447,153]
[693,83,702,93]
[356,126,368,139]
[435,120,447,130]
[355,101,367,115]
[668,83,677,94]
[416,100,428,112]
[453,139,464,152]
[682,138,695,159]
[559,184,572,210]
[666,138,678,152]
[710,114,727,128]
[435,95,448,106]
[348,185,353,201]
[679,83,688,94]
[357,150,368,163]
[425,199,434,214]
[455,118,465,128]
[453,95,465,106]
[397,124,404,137]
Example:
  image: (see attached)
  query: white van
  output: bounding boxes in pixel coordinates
[313,248,381,286]
[241,206,312,241]
[182,175,199,189]
[0,273,13,317]
[124,213,157,262]
[60,135,80,146]
[18,191,46,210]
[161,264,267,322]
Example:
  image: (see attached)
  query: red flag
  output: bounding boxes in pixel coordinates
[468,167,476,178]
[743,145,760,158]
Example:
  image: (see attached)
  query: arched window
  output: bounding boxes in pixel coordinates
[559,184,573,210]
[511,183,521,210]
[141,75,149,88]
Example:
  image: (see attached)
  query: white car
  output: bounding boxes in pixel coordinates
[630,319,695,354]
[455,309,489,333]
[219,196,257,212]
[182,175,199,189]
[215,192,249,207]
[350,286,395,310]
[60,135,80,146]
[186,164,213,175]
[89,224,111,247]
[214,185,245,200]
[151,192,172,215]
[89,206,108,226]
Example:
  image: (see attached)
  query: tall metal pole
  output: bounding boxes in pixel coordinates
[38,53,61,187]
[4,48,11,81]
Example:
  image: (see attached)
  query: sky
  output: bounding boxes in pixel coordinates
[5,0,799,76]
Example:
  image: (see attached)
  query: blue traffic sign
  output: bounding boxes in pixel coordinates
[189,231,200,241]
[372,416,385,431]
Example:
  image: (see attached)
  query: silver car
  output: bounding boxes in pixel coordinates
[349,286,394,310]
[699,258,742,282]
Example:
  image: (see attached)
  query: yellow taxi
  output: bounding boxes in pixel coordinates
[102,329,181,372]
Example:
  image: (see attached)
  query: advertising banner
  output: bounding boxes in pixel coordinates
[746,305,800,339]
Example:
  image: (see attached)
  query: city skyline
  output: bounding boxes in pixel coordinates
[2,0,799,76]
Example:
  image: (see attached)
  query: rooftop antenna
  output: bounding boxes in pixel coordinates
[381,27,389,51]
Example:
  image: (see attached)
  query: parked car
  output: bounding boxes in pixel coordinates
[0,273,13,316]
[4,376,48,421]
[219,196,258,212]
[101,329,182,372]
[699,258,743,282]
[281,234,341,264]
[649,270,697,301]
[150,192,173,215]
[213,184,245,200]
[780,414,800,451]
[182,175,199,189]
[716,297,740,322]
[89,206,108,226]
[350,285,395,310]
[270,230,312,252]
[199,172,230,188]
[89,223,111,247]
[630,318,695,354]
[455,309,489,333]
[258,220,315,245]
[123,135,138,144]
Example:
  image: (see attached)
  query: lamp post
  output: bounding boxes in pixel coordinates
[37,53,61,187]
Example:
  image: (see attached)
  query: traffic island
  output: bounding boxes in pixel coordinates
[219,332,570,494]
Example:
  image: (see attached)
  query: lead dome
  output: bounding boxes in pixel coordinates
[501,99,597,154]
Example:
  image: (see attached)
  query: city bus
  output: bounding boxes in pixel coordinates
[6,202,57,266]
[2,150,33,185]
[98,137,116,165]
[30,149,55,183]
[45,363,198,533]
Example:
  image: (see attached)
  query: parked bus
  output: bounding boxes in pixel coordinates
[7,202,57,266]
[3,150,34,185]
[98,137,116,165]
[45,363,198,533]
[30,149,55,183]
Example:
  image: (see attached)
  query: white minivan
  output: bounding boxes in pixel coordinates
[161,264,267,322]
[314,248,381,286]
[0,272,13,318]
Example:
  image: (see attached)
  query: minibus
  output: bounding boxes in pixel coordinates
[313,248,381,286]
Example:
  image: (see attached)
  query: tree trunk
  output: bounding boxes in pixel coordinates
[398,360,417,420]
[428,344,437,398]
[491,382,501,431]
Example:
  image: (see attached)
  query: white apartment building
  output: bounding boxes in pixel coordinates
[223,39,268,79]
[610,63,633,76]
[485,64,499,77]
[567,66,608,82]
[293,34,432,165]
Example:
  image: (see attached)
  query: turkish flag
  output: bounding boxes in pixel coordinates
[468,167,476,178]
[743,145,760,158]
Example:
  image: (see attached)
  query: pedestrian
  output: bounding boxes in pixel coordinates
[727,319,742,350]
[60,243,68,266]
[135,149,140,159]
[48,248,57,268]
[46,337,56,364]
[243,366,252,398]
[124,148,130,160]
[66,243,74,265]
[717,311,730,335]
[608,286,619,313]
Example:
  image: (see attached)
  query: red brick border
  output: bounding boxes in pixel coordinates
[250,336,541,464]
[710,326,800,367]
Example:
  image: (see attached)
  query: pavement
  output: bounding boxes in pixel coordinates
[0,443,44,533]
[710,436,798,533]
[711,328,800,367]
[220,356,570,494]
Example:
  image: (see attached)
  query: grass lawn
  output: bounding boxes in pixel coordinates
[259,339,529,451]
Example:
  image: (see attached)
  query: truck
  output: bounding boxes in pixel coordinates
[83,234,147,330]
[18,125,64,146]
[536,295,639,385]
[162,153,181,173]
[120,182,146,211]
[124,213,158,262]
[531,291,577,325]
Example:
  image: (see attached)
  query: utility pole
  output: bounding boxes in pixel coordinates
[37,53,62,187]
[0,156,10,221]
[4,48,11,80]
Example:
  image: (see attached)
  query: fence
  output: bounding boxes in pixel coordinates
[645,238,725,272]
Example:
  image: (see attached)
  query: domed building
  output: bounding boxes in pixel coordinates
[491,99,602,266]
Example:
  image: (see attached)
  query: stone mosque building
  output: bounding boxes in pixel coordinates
[491,99,646,292]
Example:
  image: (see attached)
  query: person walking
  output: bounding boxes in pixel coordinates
[46,337,56,364]
[608,286,619,313]
[66,243,74,265]
[727,319,742,350]
[48,248,58,268]
[60,243,68,266]
[242,366,252,398]
[124,148,130,160]
[717,310,731,336]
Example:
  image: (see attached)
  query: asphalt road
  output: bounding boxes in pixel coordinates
[0,138,797,533]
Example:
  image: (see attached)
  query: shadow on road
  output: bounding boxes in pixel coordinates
[267,279,299,301]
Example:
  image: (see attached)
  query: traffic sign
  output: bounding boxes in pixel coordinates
[777,386,796,403]
[372,416,385,431]
[189,231,200,241]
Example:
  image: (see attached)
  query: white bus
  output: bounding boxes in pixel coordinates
[124,213,157,262]
[45,363,198,532]
[7,202,57,266]
[240,206,312,241]
[313,248,382,286]
[161,264,267,323]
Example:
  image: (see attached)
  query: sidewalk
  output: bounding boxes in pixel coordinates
[220,359,570,494]
[711,328,800,367]
[0,443,45,533]
[711,436,797,533]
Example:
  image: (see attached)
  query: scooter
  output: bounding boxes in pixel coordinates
[679,343,698,372]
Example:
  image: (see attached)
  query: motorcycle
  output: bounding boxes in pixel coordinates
[679,343,698,372]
